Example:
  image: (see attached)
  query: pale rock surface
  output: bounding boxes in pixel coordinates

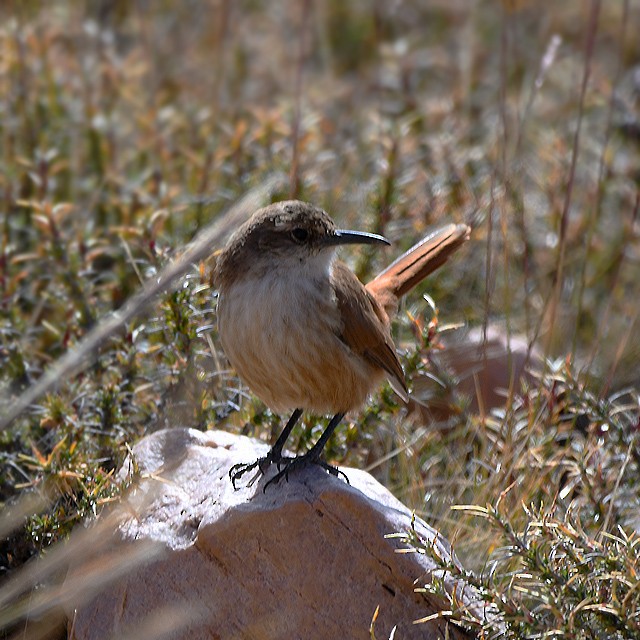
[410,324,541,422]
[67,428,487,639]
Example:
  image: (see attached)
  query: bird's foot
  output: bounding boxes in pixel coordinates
[263,451,350,491]
[229,448,293,490]
[228,456,267,490]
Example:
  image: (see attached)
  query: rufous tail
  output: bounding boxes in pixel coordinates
[366,223,470,318]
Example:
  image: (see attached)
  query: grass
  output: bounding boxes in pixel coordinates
[1,1,639,638]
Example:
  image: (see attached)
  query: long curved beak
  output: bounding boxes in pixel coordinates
[324,229,390,247]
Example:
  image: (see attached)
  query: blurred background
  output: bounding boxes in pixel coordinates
[1,1,639,637]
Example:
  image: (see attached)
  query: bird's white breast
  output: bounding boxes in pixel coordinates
[217,258,378,414]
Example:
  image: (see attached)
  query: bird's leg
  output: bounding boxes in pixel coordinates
[229,408,303,489]
[263,412,348,490]
[268,408,303,467]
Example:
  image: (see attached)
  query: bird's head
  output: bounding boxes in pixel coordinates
[215,200,389,288]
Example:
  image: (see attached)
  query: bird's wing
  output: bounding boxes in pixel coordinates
[331,261,408,401]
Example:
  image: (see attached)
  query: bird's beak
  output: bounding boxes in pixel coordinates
[324,229,390,247]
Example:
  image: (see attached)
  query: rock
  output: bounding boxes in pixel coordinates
[67,428,486,640]
[410,324,541,423]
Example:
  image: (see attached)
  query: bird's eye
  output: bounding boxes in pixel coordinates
[291,227,309,243]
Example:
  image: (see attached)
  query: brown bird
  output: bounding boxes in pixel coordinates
[214,200,469,488]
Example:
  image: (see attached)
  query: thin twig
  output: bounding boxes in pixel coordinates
[543,0,601,359]
[288,0,312,199]
[0,176,286,432]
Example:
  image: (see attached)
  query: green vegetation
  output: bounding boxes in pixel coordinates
[1,1,639,638]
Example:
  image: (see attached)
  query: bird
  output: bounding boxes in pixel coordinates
[214,200,470,489]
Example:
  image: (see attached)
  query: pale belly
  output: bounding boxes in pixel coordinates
[217,274,381,414]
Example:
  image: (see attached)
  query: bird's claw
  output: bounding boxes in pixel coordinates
[228,459,262,490]
[228,450,293,489]
[262,453,350,491]
[229,449,349,491]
